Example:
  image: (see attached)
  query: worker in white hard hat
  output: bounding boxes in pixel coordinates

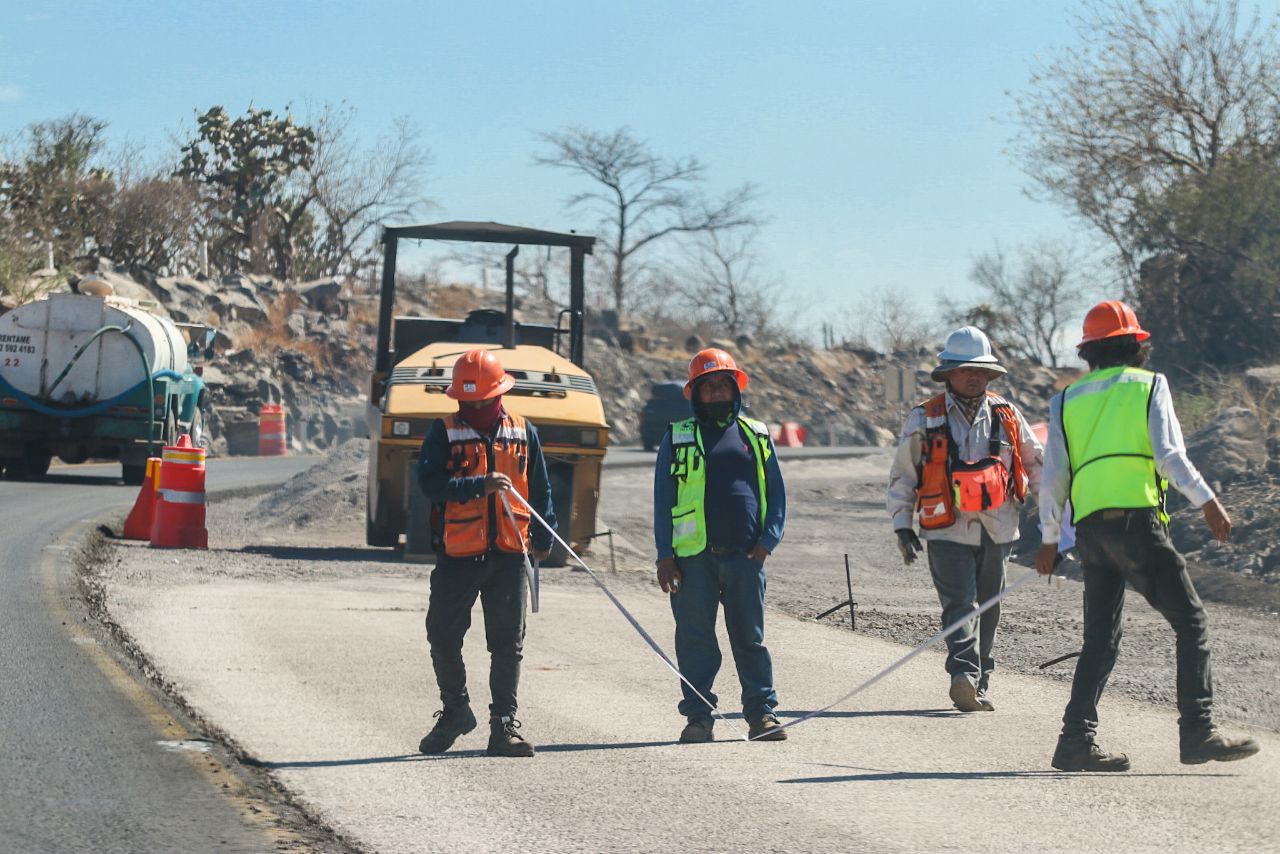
[887,326,1044,712]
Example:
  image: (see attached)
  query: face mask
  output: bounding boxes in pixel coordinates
[460,396,503,433]
[694,397,737,426]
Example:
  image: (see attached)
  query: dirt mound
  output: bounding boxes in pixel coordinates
[247,438,369,532]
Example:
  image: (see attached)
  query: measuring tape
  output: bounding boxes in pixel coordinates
[507,489,1038,741]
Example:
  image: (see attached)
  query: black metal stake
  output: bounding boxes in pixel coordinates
[816,553,858,632]
[845,553,857,630]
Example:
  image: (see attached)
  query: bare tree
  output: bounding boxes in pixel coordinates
[948,241,1089,368]
[675,228,782,339]
[1012,0,1280,278]
[535,126,758,314]
[302,105,430,279]
[846,288,937,354]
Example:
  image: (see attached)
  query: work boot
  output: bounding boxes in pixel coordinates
[977,674,994,711]
[1180,725,1261,765]
[487,715,535,757]
[748,713,788,741]
[418,705,477,755]
[1051,736,1131,772]
[949,675,984,712]
[679,718,715,743]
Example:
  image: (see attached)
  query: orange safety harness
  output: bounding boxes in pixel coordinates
[915,392,1027,530]
[439,410,532,557]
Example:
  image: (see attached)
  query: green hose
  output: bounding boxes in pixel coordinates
[43,321,158,459]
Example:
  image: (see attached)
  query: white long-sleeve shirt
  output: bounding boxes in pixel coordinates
[1038,371,1214,544]
[887,392,1044,545]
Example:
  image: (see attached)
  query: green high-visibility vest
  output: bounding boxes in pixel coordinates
[668,416,772,557]
[1061,366,1168,523]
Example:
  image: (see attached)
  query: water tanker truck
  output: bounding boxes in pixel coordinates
[0,283,213,483]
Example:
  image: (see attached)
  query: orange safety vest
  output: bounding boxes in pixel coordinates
[915,392,1028,530]
[441,411,532,557]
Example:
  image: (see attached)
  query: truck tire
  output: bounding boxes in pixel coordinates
[122,462,146,486]
[28,453,51,477]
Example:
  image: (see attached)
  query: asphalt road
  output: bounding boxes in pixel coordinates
[0,457,315,853]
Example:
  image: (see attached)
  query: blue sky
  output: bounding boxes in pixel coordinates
[3,1,1263,335]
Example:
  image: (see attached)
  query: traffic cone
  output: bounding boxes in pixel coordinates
[257,403,288,456]
[150,434,208,549]
[122,457,162,540]
[776,421,806,448]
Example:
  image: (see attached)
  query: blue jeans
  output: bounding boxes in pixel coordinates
[925,530,1011,689]
[670,550,778,722]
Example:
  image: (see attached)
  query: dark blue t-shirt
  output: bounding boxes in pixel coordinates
[702,420,760,552]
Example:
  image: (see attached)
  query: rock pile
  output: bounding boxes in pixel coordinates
[1171,372,1280,584]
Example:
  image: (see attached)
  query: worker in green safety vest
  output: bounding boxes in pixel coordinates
[1036,300,1260,772]
[654,347,787,744]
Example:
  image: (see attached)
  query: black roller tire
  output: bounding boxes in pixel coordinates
[543,540,571,568]
[366,514,398,548]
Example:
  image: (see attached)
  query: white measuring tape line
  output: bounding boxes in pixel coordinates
[508,489,1039,743]
[757,568,1040,739]
[507,490,748,740]
[499,493,539,613]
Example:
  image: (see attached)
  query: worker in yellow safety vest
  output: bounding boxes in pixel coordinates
[654,348,788,743]
[1036,301,1260,772]
[888,326,1043,712]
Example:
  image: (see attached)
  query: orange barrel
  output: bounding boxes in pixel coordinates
[150,434,208,549]
[257,403,288,456]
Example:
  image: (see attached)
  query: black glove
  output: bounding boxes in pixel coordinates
[895,528,923,565]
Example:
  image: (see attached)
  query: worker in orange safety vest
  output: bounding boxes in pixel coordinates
[415,349,556,758]
[887,326,1043,712]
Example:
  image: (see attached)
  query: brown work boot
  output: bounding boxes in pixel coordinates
[1180,726,1261,765]
[976,691,995,712]
[949,675,984,712]
[679,718,715,743]
[486,715,535,757]
[748,714,788,741]
[418,705,477,755]
[1051,736,1130,772]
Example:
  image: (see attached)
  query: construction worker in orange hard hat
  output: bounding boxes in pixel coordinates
[1037,301,1259,772]
[655,347,789,743]
[887,326,1044,713]
[415,348,556,759]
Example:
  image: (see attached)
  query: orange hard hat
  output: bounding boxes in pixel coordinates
[684,347,749,400]
[1079,300,1150,347]
[446,349,515,401]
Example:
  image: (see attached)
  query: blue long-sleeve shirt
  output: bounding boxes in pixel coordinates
[416,414,557,552]
[653,419,786,560]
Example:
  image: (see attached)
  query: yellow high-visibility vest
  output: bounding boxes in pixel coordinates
[1061,366,1168,523]
[668,416,771,557]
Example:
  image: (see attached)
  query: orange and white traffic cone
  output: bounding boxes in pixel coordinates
[122,457,162,540]
[150,435,208,549]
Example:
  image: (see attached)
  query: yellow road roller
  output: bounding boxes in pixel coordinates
[366,221,607,564]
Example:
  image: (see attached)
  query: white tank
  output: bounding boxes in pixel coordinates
[0,293,188,406]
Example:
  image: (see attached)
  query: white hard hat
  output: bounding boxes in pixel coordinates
[931,326,1006,381]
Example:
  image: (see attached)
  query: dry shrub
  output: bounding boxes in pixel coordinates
[238,290,330,370]
[1176,371,1279,436]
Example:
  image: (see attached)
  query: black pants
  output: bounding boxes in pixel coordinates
[425,551,527,718]
[1063,508,1213,739]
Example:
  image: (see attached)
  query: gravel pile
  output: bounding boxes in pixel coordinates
[247,438,369,533]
